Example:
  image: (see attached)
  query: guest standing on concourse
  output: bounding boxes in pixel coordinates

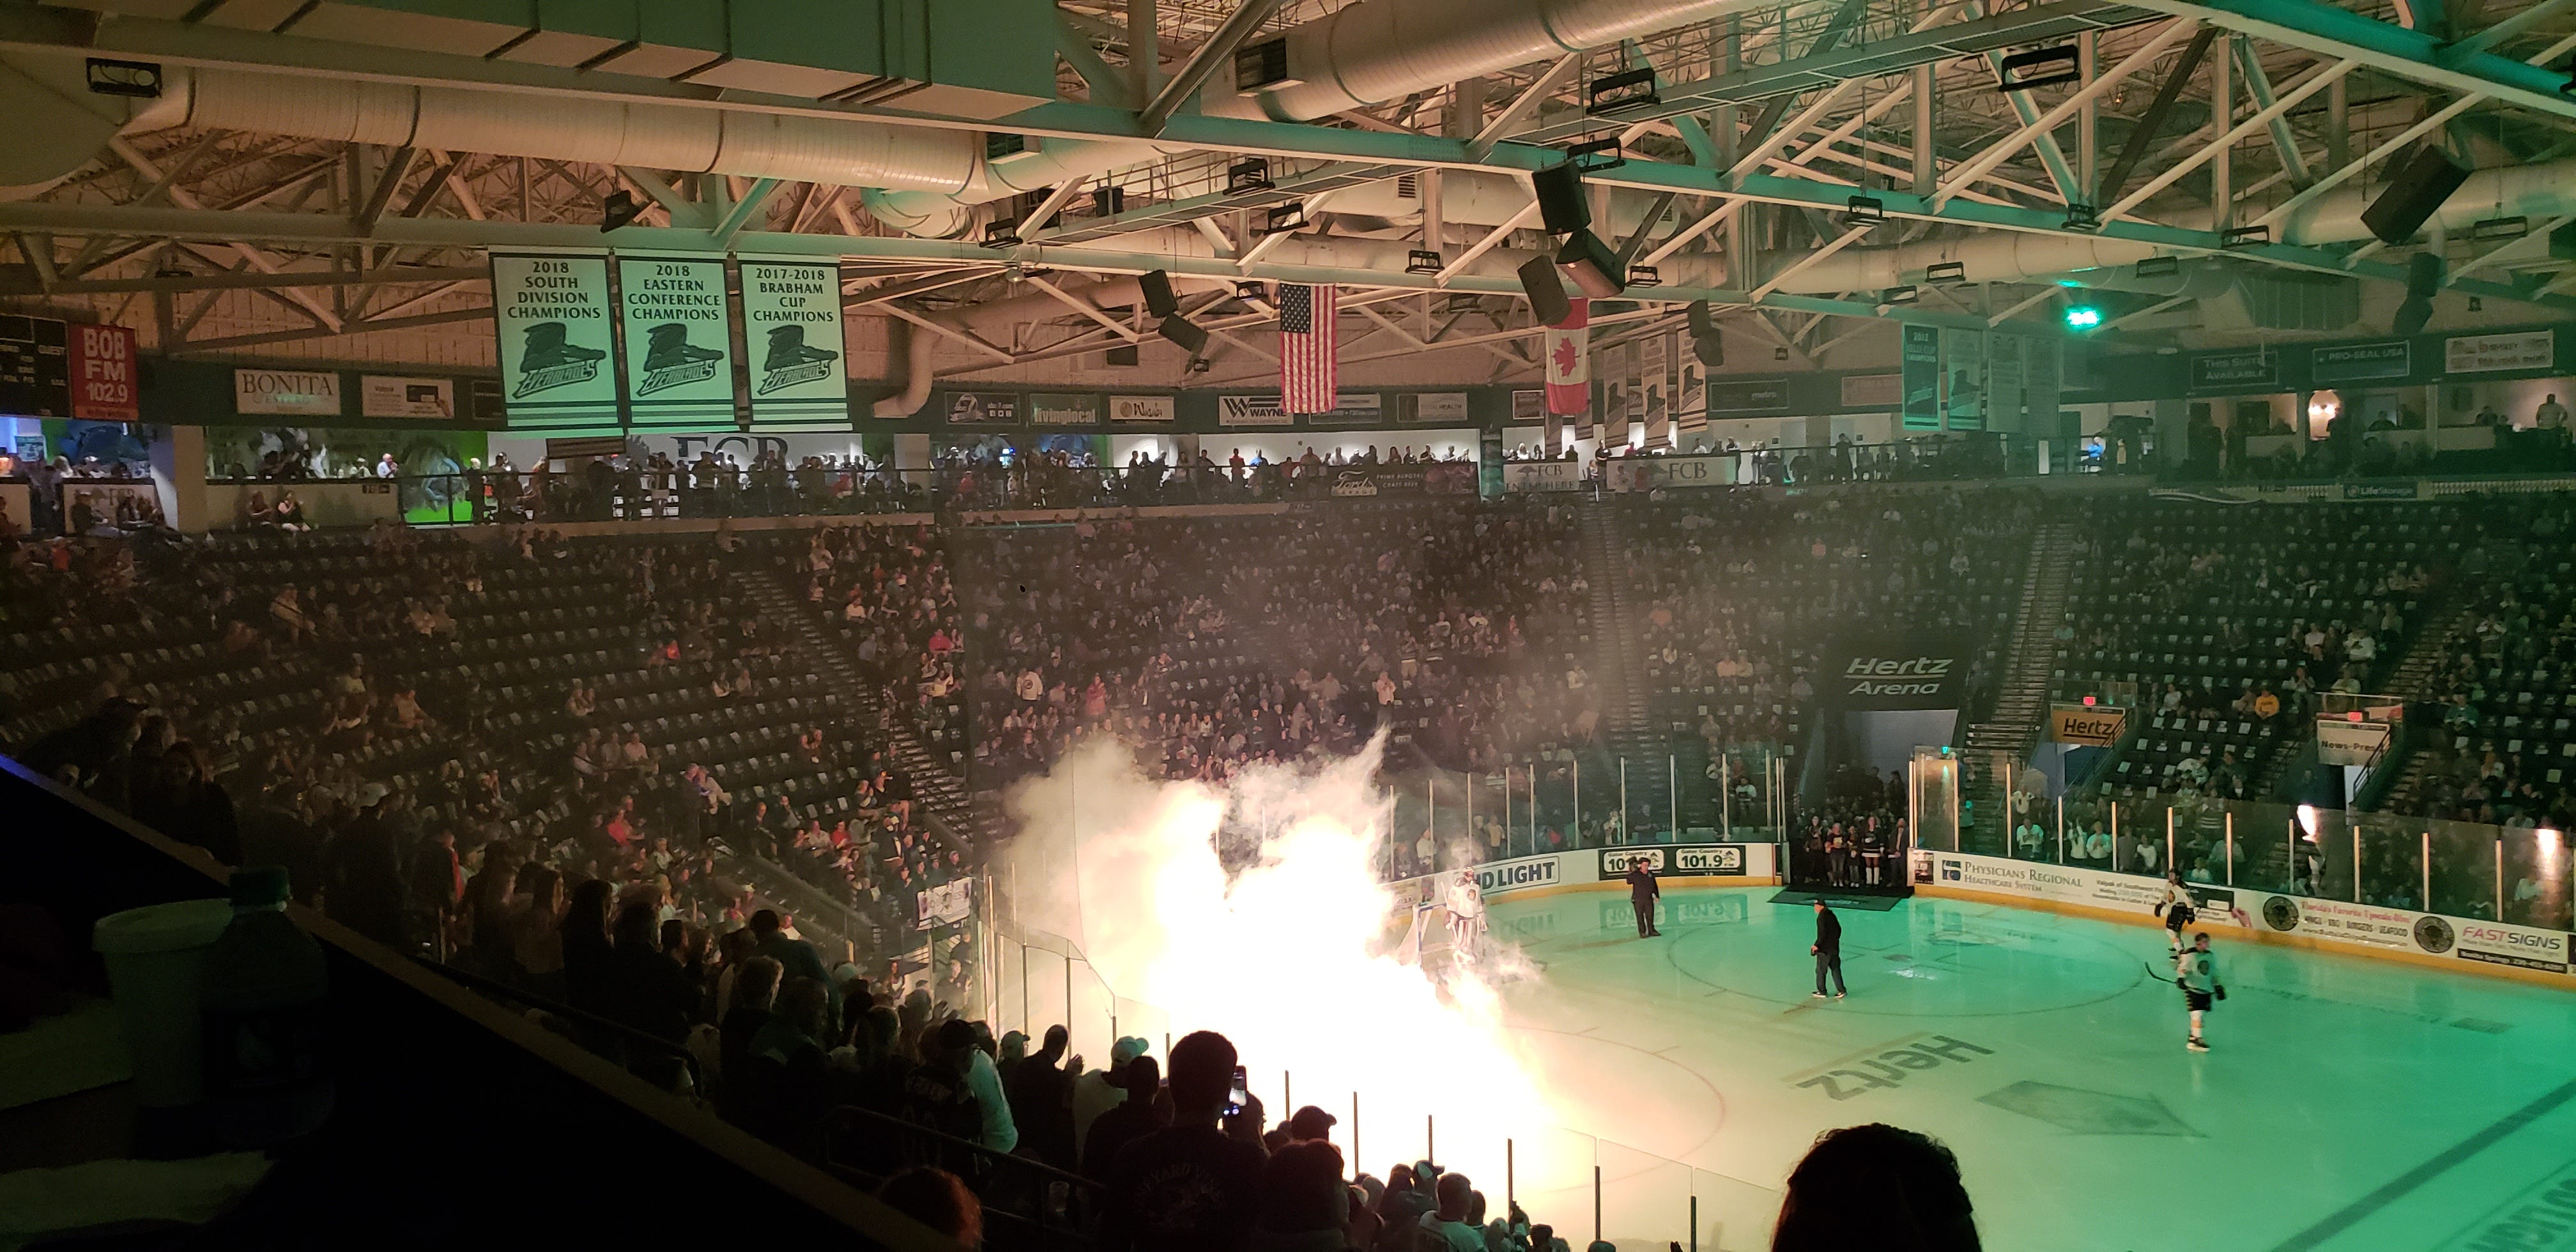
[1625,859,1661,938]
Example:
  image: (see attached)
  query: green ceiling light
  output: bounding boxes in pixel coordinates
[2064,304,2104,330]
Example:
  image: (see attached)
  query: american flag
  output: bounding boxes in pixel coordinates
[1278,283,1338,414]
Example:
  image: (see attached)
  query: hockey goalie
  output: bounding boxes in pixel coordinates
[1395,870,1488,976]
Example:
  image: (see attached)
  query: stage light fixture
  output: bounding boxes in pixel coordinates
[980,219,1023,248]
[1925,261,1966,285]
[1843,195,1885,226]
[1255,203,1308,236]
[2135,256,2181,279]
[1567,137,1625,172]
[599,189,645,233]
[2062,202,2101,232]
[1882,285,1920,305]
[85,57,162,98]
[1625,264,1662,287]
[2472,216,2529,242]
[2221,224,2270,248]
[1585,67,1660,114]
[1227,158,1275,195]
[1407,249,1445,275]
[1994,45,2080,92]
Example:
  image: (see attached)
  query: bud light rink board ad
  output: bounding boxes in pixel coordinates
[1916,850,2573,976]
[1385,844,1780,915]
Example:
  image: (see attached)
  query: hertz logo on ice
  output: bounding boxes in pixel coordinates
[1841,654,1954,698]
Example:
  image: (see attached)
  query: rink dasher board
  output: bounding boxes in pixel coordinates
[1384,843,1782,910]
[1913,850,2576,986]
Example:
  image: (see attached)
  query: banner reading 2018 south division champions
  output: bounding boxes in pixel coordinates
[491,252,618,430]
[739,257,849,428]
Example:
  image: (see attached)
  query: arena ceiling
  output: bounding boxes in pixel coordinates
[2,0,2575,389]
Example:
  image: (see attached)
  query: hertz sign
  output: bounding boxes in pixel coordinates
[2049,705,2128,747]
[1827,636,1972,710]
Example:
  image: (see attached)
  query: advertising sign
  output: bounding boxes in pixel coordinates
[65,323,137,422]
[1826,636,1972,710]
[2446,330,2553,374]
[2311,340,2411,383]
[617,254,736,427]
[1030,392,1101,425]
[2049,704,2128,746]
[944,391,1020,425]
[2191,349,2279,390]
[1606,454,1735,492]
[1841,372,1899,409]
[2455,920,2572,973]
[491,251,617,427]
[1220,392,1379,426]
[739,257,848,426]
[360,376,457,419]
[1707,376,1791,417]
[1471,853,1565,896]
[1600,844,1749,878]
[1902,324,1941,429]
[1503,459,1584,492]
[1399,391,1469,423]
[234,366,343,416]
[1109,393,1175,422]
[916,878,972,929]
[2315,717,2392,767]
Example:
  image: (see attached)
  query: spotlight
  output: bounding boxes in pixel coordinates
[1585,67,1660,114]
[981,218,1023,248]
[1227,158,1274,195]
[2064,304,2104,330]
[1882,284,1920,305]
[1255,203,1308,236]
[2472,216,2529,243]
[1567,137,1625,172]
[1774,346,1790,361]
[2135,256,2181,279]
[1625,264,1662,287]
[1844,195,1885,226]
[2221,224,2271,248]
[599,188,645,233]
[2063,202,2101,232]
[1406,249,1444,275]
[85,57,162,98]
[1995,45,2080,92]
[1925,261,1966,285]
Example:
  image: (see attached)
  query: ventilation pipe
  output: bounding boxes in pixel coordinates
[0,54,182,199]
[871,319,935,417]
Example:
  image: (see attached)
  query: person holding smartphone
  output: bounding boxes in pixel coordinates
[1102,1030,1269,1251]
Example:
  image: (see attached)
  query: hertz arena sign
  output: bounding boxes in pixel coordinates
[1828,636,1972,710]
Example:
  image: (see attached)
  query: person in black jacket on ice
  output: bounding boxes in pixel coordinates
[1811,900,1846,998]
[1625,861,1661,937]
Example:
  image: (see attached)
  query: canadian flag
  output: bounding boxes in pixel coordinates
[1543,297,1590,416]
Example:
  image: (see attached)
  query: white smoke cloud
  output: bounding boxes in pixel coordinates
[993,733,1553,1184]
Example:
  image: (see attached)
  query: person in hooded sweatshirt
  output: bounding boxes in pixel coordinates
[1243,1140,1350,1252]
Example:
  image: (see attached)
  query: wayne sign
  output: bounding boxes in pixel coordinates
[67,323,137,422]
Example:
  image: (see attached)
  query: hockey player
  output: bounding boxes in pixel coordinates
[2175,932,2224,1053]
[2153,871,2196,954]
[1445,869,1488,960]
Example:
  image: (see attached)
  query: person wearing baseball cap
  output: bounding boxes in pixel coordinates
[1075,1036,1151,1159]
[1287,1104,1338,1146]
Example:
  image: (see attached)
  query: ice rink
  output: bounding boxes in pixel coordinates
[1482,885,2576,1252]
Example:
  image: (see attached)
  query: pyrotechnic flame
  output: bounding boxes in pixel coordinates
[997,733,1552,1185]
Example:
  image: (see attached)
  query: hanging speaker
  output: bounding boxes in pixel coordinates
[1687,299,1724,367]
[1140,270,1180,319]
[2361,148,2470,245]
[1555,228,1625,298]
[1155,313,1208,355]
[2392,249,2442,335]
[1531,162,1590,236]
[1518,255,1571,326]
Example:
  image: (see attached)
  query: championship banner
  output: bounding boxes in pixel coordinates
[1642,332,1672,451]
[1542,406,1563,456]
[1989,335,2025,433]
[617,254,735,429]
[491,251,618,429]
[1901,323,1941,430]
[1544,298,1590,415]
[1622,339,1646,443]
[1942,327,1986,431]
[1602,344,1630,448]
[739,257,848,428]
[1678,348,1708,438]
[2050,703,2127,746]
[1826,635,1972,710]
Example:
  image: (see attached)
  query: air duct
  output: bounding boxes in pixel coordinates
[871,319,935,417]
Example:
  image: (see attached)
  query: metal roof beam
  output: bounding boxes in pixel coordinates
[2119,0,2576,118]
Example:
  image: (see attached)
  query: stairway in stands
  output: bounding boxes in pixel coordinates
[1956,519,2082,854]
[1576,499,1682,835]
[2361,594,2483,813]
[739,566,1002,855]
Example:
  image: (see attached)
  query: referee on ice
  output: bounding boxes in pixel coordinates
[1625,859,1661,937]
[1810,900,1846,999]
